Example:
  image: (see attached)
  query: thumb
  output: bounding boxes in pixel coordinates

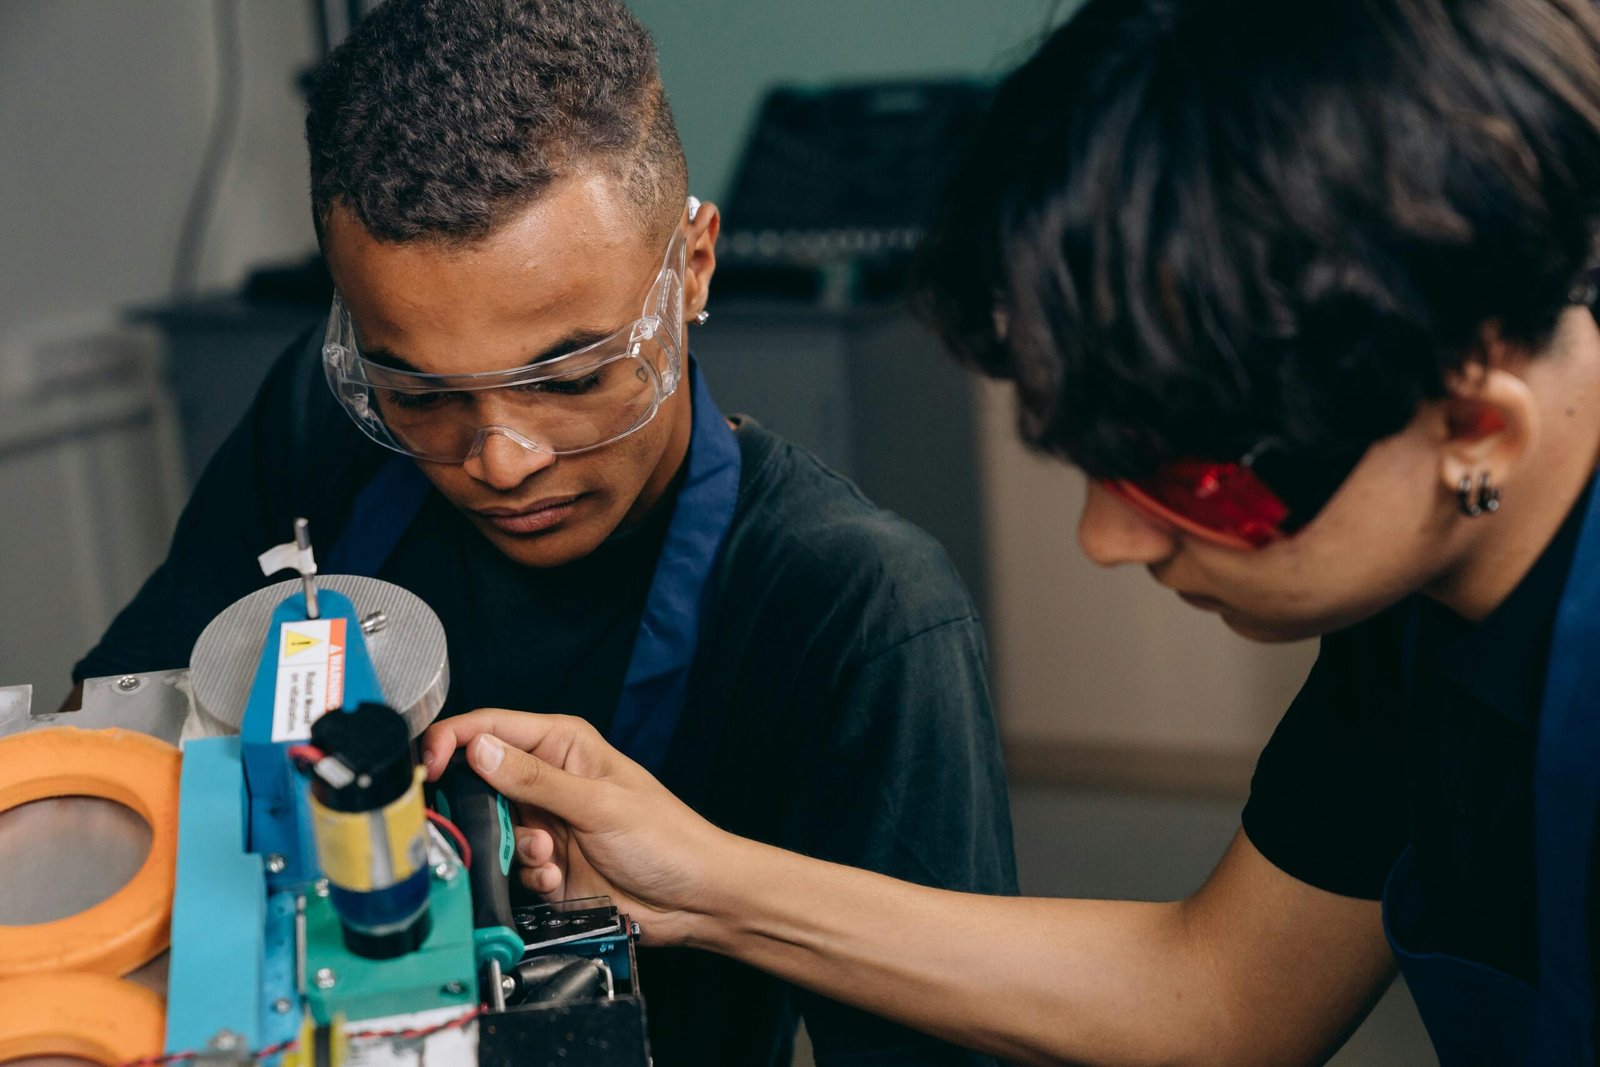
[468,733,595,825]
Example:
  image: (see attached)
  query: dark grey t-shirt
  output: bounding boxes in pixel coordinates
[78,332,1018,1067]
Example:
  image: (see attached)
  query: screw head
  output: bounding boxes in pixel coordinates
[314,878,330,897]
[115,675,141,692]
[264,854,287,874]
[314,967,337,990]
[442,980,467,995]
[360,610,388,635]
[208,1029,243,1051]
[273,997,293,1014]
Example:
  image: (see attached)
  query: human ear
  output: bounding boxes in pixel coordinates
[683,199,720,320]
[1436,362,1539,512]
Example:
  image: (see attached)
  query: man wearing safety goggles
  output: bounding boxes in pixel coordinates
[71,2,1015,1064]
[406,0,1600,1064]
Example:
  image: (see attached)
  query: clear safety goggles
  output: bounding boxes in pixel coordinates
[323,216,690,463]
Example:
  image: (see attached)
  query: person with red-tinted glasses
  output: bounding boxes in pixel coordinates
[415,0,1600,1063]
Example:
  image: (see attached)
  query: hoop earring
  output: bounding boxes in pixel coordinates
[1479,472,1501,514]
[1457,472,1501,517]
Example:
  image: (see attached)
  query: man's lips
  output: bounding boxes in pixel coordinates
[473,494,584,535]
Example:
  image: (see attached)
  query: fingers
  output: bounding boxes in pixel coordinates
[465,733,601,827]
[519,861,564,897]
[420,709,607,782]
[515,827,556,867]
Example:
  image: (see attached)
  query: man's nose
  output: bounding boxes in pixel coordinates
[461,427,557,491]
[1078,481,1181,567]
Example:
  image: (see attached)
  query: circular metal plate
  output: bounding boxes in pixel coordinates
[189,576,449,739]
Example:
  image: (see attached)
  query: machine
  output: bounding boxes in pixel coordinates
[0,520,651,1066]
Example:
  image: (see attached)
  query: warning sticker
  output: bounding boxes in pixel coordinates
[270,617,347,742]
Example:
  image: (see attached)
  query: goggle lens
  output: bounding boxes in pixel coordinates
[1106,460,1291,550]
[369,348,664,461]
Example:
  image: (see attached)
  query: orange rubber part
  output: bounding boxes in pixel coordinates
[0,972,165,1063]
[0,727,180,978]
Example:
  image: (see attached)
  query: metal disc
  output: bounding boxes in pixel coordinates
[189,575,449,739]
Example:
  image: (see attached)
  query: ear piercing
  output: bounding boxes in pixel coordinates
[694,309,710,325]
[1457,472,1501,517]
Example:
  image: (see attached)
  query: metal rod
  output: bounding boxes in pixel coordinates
[294,517,320,619]
[295,894,308,995]
[488,957,506,1013]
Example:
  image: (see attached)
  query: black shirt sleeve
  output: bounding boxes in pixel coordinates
[1240,607,1412,900]
[73,328,362,681]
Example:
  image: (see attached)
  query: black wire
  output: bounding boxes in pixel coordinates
[171,0,243,298]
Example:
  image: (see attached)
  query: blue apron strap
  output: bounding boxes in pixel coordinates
[1532,476,1600,1058]
[324,455,433,577]
[607,363,741,773]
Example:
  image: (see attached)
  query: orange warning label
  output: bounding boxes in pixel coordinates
[271,617,348,741]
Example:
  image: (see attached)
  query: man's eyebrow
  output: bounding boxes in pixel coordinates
[360,328,620,374]
[361,346,422,372]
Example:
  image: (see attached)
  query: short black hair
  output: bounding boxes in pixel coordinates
[921,0,1600,478]
[305,0,687,246]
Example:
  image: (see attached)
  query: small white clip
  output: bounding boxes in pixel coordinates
[258,541,317,579]
[688,195,702,221]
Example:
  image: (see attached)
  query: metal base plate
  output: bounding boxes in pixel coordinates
[190,575,448,739]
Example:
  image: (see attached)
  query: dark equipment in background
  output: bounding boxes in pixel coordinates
[715,80,993,305]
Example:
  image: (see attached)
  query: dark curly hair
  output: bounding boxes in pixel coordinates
[920,0,1600,479]
[305,0,687,245]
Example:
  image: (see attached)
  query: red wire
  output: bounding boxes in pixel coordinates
[116,1006,483,1066]
[427,808,472,867]
[286,743,326,767]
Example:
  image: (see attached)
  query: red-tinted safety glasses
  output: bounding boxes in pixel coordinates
[1101,445,1363,551]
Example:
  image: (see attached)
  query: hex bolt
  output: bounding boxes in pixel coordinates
[264,854,287,874]
[315,967,337,990]
[273,997,293,1014]
[116,676,141,693]
[360,610,388,635]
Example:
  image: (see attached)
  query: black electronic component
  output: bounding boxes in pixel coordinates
[305,702,432,958]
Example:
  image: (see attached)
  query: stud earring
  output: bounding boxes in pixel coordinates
[694,309,710,325]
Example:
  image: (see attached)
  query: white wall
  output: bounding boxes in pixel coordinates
[0,2,315,697]
[0,1,316,341]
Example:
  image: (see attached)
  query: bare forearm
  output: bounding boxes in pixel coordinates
[683,835,1222,1066]
[676,831,1393,1067]
[434,716,1392,1066]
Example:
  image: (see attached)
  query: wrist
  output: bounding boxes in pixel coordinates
[676,827,770,953]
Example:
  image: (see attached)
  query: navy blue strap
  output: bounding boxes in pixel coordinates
[607,365,741,773]
[325,455,433,577]
[1532,475,1600,1058]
